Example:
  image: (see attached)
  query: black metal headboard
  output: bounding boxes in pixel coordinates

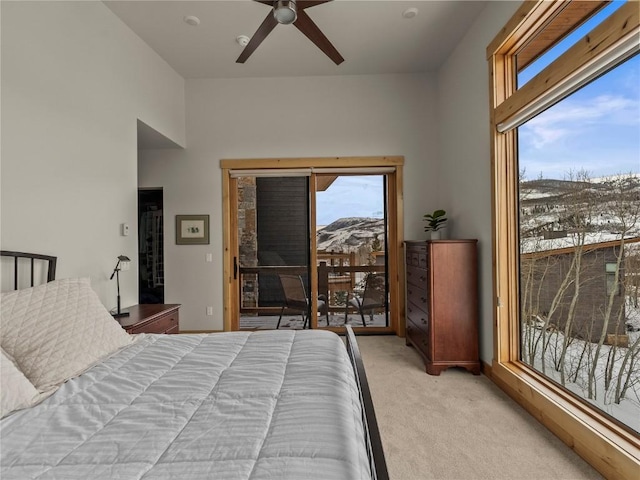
[0,251,57,290]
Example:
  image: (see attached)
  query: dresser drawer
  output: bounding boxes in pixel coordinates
[406,283,428,311]
[406,244,427,268]
[406,265,428,290]
[128,312,179,334]
[407,300,429,334]
[406,317,431,357]
[406,318,425,344]
[164,324,180,335]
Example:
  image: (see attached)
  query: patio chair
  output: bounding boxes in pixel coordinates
[347,273,387,327]
[277,274,329,329]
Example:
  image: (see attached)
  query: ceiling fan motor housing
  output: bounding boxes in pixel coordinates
[237,0,343,65]
[274,0,297,24]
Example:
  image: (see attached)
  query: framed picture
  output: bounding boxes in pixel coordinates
[176,215,210,245]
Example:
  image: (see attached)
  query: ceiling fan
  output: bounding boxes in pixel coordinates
[237,0,344,65]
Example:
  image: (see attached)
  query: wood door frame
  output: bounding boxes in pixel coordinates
[220,156,405,334]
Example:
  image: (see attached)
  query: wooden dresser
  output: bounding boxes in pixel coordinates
[404,240,480,375]
[118,304,181,334]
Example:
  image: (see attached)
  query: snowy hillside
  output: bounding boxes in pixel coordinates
[317,217,385,252]
[520,174,640,243]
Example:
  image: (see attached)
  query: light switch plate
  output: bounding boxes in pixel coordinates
[121,223,129,236]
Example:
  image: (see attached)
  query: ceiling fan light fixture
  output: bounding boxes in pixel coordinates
[183,15,201,27]
[402,8,419,19]
[273,0,297,25]
[236,35,250,47]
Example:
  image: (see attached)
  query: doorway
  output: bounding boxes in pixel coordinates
[221,156,404,334]
[138,188,164,304]
[235,175,311,329]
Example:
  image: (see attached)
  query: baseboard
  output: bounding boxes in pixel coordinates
[179,330,223,334]
[481,359,492,377]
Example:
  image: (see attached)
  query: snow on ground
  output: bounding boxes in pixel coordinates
[520,232,638,253]
[627,304,640,331]
[523,306,640,432]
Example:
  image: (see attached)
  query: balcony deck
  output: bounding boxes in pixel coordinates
[239,312,388,330]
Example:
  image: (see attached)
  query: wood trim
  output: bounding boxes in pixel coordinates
[488,2,640,477]
[230,177,240,331]
[221,170,236,332]
[490,362,640,480]
[387,168,404,335]
[220,156,404,170]
[310,173,319,329]
[481,359,492,377]
[486,1,565,59]
[516,1,608,72]
[395,167,405,337]
[489,49,519,365]
[495,2,640,126]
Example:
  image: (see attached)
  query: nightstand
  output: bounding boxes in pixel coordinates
[118,304,181,334]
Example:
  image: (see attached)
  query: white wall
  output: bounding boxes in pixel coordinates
[436,1,522,362]
[2,0,520,345]
[1,2,185,305]
[139,74,438,330]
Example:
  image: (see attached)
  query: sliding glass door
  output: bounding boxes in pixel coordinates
[235,174,312,330]
[222,158,401,333]
[316,174,389,328]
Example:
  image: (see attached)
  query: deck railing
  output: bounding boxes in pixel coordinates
[238,263,385,316]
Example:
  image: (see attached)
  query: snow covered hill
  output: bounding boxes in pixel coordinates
[317,217,385,252]
[520,174,640,242]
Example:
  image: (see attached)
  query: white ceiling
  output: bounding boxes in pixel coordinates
[104,0,488,79]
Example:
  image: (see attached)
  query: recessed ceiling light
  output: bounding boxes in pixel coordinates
[183,15,200,27]
[402,8,419,19]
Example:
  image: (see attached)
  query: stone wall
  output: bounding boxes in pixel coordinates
[237,177,257,308]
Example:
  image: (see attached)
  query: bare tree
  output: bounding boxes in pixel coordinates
[519,170,640,421]
[615,334,640,403]
[588,174,640,399]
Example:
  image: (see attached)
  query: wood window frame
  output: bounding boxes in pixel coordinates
[487,2,640,478]
[220,156,405,334]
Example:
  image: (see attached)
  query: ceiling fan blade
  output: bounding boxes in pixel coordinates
[253,0,274,5]
[294,9,344,65]
[237,13,279,64]
[298,1,333,9]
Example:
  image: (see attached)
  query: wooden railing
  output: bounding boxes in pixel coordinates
[238,263,385,315]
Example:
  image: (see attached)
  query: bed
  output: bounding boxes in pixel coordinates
[0,251,388,480]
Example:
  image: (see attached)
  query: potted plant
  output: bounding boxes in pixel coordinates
[423,209,447,240]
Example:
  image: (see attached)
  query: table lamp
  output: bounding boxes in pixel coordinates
[110,255,131,318]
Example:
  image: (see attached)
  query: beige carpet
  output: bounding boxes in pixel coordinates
[356,334,603,480]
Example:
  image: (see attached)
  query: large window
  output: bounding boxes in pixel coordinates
[518,55,640,432]
[488,1,640,477]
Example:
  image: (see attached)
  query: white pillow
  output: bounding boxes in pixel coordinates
[0,347,41,418]
[0,277,132,392]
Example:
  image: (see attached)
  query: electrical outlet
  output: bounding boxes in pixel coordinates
[206,253,213,262]
[120,223,129,236]
[206,306,213,316]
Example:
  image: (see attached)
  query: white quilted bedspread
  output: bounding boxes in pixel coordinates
[0,330,371,480]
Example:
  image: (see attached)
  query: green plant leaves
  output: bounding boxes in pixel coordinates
[423,209,447,231]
